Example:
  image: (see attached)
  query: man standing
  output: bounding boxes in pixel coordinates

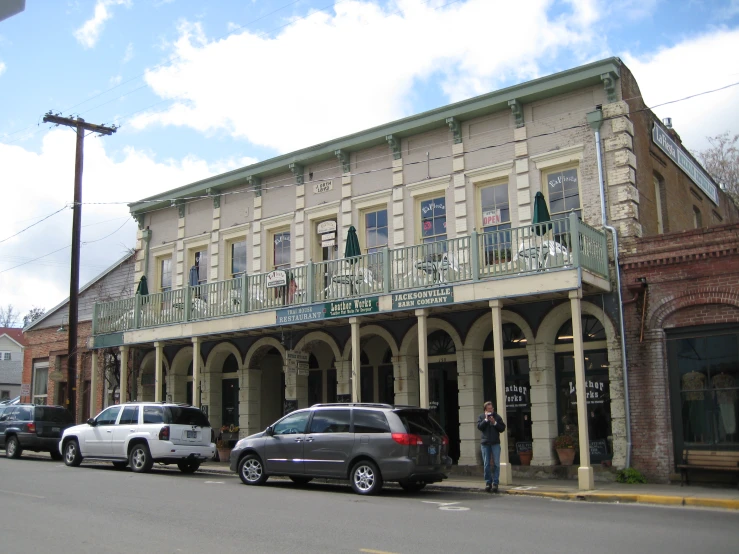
[477,401,506,493]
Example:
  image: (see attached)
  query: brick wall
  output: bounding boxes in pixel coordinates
[620,223,739,482]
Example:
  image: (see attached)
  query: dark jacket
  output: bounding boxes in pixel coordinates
[477,412,506,445]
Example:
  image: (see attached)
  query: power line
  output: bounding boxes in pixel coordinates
[0,205,69,244]
[82,217,132,244]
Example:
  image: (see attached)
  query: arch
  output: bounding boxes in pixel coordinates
[341,324,399,361]
[138,350,171,401]
[204,341,243,373]
[170,346,205,377]
[294,331,342,361]
[244,337,286,369]
[649,288,739,329]
[464,311,535,351]
[537,301,617,345]
[399,318,464,358]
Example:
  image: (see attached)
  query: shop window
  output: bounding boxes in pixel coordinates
[428,330,456,356]
[32,364,49,405]
[555,316,606,344]
[419,196,447,245]
[483,323,528,350]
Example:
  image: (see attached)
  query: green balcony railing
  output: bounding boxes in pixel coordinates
[93,213,609,334]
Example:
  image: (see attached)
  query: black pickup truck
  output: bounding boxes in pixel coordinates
[0,404,74,459]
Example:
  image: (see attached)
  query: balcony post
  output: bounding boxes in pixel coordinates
[350,317,361,402]
[92,303,98,335]
[119,345,129,404]
[90,350,98,417]
[570,289,594,490]
[192,337,201,408]
[470,230,480,281]
[490,299,512,485]
[184,285,191,322]
[383,247,391,293]
[569,212,580,267]
[133,294,141,329]
[307,261,315,304]
[417,309,429,409]
[241,274,248,314]
[154,341,164,402]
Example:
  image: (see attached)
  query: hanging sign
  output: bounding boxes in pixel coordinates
[321,232,336,240]
[297,369,310,376]
[482,209,502,227]
[277,304,326,324]
[325,296,379,318]
[313,180,333,194]
[317,220,337,234]
[321,239,336,248]
[266,270,287,288]
[286,350,310,363]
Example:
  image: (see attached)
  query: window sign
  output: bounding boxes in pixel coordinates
[483,209,502,226]
[420,197,447,243]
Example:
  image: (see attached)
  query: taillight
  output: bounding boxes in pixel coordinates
[392,433,423,446]
[159,426,170,441]
[27,422,36,433]
[442,435,449,446]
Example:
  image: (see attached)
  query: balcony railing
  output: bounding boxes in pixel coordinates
[93,213,609,334]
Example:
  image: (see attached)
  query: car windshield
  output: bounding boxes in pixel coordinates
[165,407,211,427]
[35,407,73,423]
[395,410,445,436]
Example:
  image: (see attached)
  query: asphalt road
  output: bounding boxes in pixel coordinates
[0,456,737,554]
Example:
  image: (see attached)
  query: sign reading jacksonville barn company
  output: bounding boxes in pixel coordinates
[392,287,454,309]
[652,124,719,205]
[276,297,379,324]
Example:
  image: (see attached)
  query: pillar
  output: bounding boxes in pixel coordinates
[393,355,419,406]
[119,345,129,405]
[458,349,484,466]
[490,299,512,485]
[417,309,429,408]
[90,350,98,417]
[350,317,361,402]
[570,290,594,490]
[154,341,163,402]
[529,344,557,465]
[335,360,351,403]
[192,337,201,408]
[240,367,262,437]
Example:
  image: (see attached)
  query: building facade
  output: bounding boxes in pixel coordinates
[90,58,737,488]
[0,328,26,401]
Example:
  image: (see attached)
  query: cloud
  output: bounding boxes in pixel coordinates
[109,75,122,86]
[122,42,134,64]
[131,0,603,153]
[0,61,5,77]
[622,27,739,152]
[74,0,132,49]
[0,129,255,316]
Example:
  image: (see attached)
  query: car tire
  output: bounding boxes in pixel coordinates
[350,460,383,496]
[49,449,63,461]
[6,436,22,459]
[238,454,268,486]
[289,476,313,486]
[177,460,201,474]
[399,480,426,493]
[63,439,83,467]
[129,443,154,473]
[112,461,128,470]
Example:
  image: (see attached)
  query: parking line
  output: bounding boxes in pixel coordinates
[360,550,400,554]
[0,489,45,499]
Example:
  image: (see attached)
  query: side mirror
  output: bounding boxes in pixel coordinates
[87,418,97,426]
[265,426,274,436]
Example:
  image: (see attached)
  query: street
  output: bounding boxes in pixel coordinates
[0,456,737,554]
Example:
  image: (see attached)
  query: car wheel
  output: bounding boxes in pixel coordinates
[63,439,83,467]
[238,454,268,486]
[350,460,383,496]
[289,476,313,486]
[399,480,426,493]
[6,436,22,459]
[49,449,63,461]
[112,461,128,470]
[177,460,201,474]
[129,443,154,473]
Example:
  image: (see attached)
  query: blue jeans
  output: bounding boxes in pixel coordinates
[481,443,501,485]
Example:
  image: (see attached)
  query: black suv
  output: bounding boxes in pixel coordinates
[0,404,74,460]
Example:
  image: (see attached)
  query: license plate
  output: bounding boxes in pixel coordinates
[52,427,60,432]
[186,430,197,439]
[428,446,437,455]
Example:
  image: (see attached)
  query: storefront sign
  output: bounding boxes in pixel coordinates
[266,270,287,288]
[506,383,529,408]
[20,383,30,396]
[286,350,310,362]
[321,239,336,247]
[325,296,379,318]
[392,287,454,309]
[653,123,718,205]
[313,180,333,194]
[276,304,326,324]
[483,209,502,227]
[321,232,336,240]
[515,441,533,454]
[567,378,607,405]
[297,369,309,376]
[589,439,608,458]
[317,220,337,234]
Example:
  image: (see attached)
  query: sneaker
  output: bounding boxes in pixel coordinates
[492,484,499,493]
[485,484,492,493]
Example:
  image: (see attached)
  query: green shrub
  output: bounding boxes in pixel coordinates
[616,467,647,484]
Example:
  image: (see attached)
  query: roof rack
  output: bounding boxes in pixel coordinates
[310,403,394,408]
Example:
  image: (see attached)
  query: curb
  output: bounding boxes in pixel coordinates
[504,489,739,510]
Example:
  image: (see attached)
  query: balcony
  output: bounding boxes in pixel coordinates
[93,214,609,335]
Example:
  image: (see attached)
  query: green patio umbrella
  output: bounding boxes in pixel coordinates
[135,275,149,296]
[532,191,552,236]
[344,225,361,261]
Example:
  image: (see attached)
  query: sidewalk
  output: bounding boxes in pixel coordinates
[200,460,739,510]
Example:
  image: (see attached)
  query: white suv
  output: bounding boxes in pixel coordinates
[60,402,216,474]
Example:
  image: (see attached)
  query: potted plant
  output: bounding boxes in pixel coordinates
[518,448,533,466]
[553,434,576,466]
[216,439,232,463]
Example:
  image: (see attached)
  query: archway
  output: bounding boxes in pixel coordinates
[294,331,342,407]
[341,325,399,405]
[245,338,286,429]
[169,346,205,405]
[138,350,170,402]
[203,342,242,432]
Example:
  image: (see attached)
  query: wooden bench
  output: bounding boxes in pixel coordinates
[677,450,739,488]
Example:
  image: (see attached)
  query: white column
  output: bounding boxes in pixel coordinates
[240,367,261,437]
[529,344,557,465]
[393,355,419,406]
[90,350,98,417]
[335,360,351,402]
[458,349,484,466]
[570,290,594,490]
[154,341,163,402]
[350,317,361,402]
[192,337,201,408]
[119,346,129,405]
[417,309,429,408]
[490,299,512,485]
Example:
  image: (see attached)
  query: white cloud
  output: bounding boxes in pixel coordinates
[622,28,739,152]
[0,130,254,316]
[109,74,122,86]
[122,42,134,64]
[74,0,132,49]
[131,0,602,153]
[0,61,5,77]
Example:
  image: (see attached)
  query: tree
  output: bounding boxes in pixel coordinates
[0,304,20,327]
[695,132,739,206]
[22,307,46,328]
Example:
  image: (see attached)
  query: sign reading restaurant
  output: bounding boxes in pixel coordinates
[392,287,454,309]
[276,297,379,324]
[652,123,719,205]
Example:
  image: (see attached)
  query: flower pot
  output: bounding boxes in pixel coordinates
[217,448,232,463]
[556,448,575,466]
[518,450,533,466]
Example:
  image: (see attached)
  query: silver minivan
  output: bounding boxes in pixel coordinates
[229,403,452,495]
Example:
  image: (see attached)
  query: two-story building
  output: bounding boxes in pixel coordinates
[0,327,26,402]
[90,57,737,489]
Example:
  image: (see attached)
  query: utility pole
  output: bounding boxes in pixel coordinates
[43,113,117,422]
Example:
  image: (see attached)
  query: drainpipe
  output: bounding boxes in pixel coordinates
[587,108,633,469]
[141,227,152,278]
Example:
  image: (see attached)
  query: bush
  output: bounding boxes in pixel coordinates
[553,435,575,449]
[616,467,647,484]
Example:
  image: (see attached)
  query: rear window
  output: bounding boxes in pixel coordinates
[165,407,211,427]
[353,410,390,433]
[35,407,73,423]
[395,410,445,436]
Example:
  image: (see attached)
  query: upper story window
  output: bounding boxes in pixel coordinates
[273,231,291,270]
[1,351,11,361]
[653,173,665,234]
[693,206,703,229]
[480,183,511,232]
[160,257,172,292]
[192,250,208,285]
[420,196,447,244]
[545,166,581,219]
[230,240,247,278]
[364,209,388,253]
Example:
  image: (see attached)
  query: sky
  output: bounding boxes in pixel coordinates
[1,0,738,323]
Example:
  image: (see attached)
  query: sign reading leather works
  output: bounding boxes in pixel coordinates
[276,297,379,324]
[392,287,454,309]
